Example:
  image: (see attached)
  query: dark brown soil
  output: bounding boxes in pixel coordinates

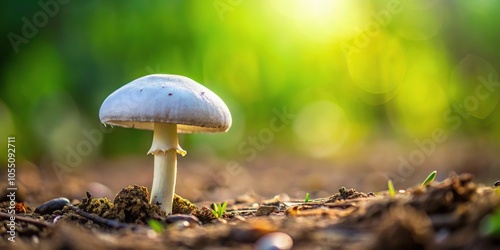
[1,173,500,249]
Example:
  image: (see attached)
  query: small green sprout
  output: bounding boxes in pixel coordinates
[147,219,164,233]
[305,193,310,203]
[388,180,396,198]
[422,170,437,186]
[211,201,228,218]
[481,209,500,236]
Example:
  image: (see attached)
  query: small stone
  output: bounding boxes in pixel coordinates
[255,232,293,250]
[166,214,201,225]
[31,235,39,245]
[256,206,277,216]
[53,215,63,223]
[147,230,158,239]
[168,220,192,230]
[211,218,228,224]
[35,197,70,215]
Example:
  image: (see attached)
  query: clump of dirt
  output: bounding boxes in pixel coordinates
[192,206,220,223]
[408,173,477,214]
[334,174,500,249]
[78,193,113,217]
[78,185,164,224]
[326,186,375,203]
[173,193,199,214]
[172,191,221,223]
[367,206,434,250]
[77,185,213,224]
[110,185,164,224]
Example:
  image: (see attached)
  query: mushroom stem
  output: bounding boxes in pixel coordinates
[148,122,186,214]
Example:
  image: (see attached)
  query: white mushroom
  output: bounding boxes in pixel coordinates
[99,74,231,214]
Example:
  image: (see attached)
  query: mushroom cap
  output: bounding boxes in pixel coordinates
[99,74,232,133]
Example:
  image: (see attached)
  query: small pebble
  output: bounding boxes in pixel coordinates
[255,232,293,250]
[35,197,70,215]
[147,230,158,239]
[31,236,39,245]
[166,214,201,225]
[53,215,63,223]
[494,180,500,187]
[211,218,227,224]
[169,220,191,230]
[435,228,450,244]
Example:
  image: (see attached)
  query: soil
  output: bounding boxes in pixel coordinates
[2,172,500,249]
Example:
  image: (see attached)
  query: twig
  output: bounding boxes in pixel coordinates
[1,207,142,230]
[66,205,139,229]
[0,211,52,228]
[324,201,357,208]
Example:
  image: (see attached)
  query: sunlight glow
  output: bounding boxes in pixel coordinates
[271,0,358,40]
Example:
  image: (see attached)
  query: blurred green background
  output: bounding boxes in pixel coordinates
[1,0,500,178]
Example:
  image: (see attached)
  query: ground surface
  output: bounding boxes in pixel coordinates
[2,169,500,249]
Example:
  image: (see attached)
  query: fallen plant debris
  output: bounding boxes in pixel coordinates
[1,173,500,249]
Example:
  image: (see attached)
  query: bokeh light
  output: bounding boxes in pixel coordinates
[1,0,500,170]
[293,101,350,158]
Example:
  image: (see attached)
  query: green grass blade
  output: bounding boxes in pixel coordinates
[481,210,500,236]
[305,193,310,203]
[388,180,396,198]
[422,171,437,186]
[211,202,227,218]
[147,219,164,233]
